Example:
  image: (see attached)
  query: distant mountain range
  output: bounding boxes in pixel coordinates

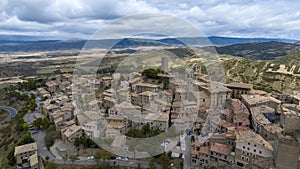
[0,35,298,53]
[214,41,300,60]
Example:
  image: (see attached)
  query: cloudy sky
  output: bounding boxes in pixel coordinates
[1,0,300,40]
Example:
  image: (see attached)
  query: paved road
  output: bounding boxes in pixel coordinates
[184,135,191,169]
[51,158,153,168]
[0,106,17,125]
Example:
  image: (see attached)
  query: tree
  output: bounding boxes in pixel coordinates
[180,161,183,168]
[22,123,29,131]
[100,150,111,160]
[94,150,101,164]
[137,163,141,169]
[42,118,51,129]
[33,118,43,129]
[148,161,156,169]
[45,126,56,149]
[7,148,16,166]
[19,131,35,145]
[69,155,78,164]
[94,150,111,164]
[45,161,57,169]
[157,154,171,169]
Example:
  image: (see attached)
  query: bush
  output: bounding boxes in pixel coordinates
[18,131,35,145]
[45,128,56,149]
[7,148,16,166]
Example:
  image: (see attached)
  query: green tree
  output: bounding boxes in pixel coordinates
[94,150,111,164]
[19,131,34,145]
[148,161,156,169]
[33,118,43,129]
[69,155,78,164]
[94,150,101,164]
[6,148,16,166]
[22,123,29,131]
[45,161,57,169]
[157,154,171,169]
[137,163,141,169]
[42,118,51,129]
[45,125,56,149]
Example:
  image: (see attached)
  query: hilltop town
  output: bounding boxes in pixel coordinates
[8,54,300,169]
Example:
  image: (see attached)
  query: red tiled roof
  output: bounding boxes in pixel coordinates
[45,81,58,87]
[234,117,250,126]
[171,113,178,119]
[235,126,251,132]
[199,146,210,155]
[191,149,200,155]
[210,143,232,155]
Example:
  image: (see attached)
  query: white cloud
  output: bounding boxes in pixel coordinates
[0,0,300,39]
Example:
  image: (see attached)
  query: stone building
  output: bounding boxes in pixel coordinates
[226,83,253,99]
[273,133,300,169]
[235,130,274,169]
[14,142,38,168]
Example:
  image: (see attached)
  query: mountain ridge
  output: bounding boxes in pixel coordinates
[0,36,298,53]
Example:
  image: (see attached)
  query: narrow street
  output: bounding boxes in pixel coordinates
[184,135,191,169]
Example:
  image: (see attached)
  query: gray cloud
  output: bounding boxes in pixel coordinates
[0,0,299,39]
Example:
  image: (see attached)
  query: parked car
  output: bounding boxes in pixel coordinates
[31,131,38,134]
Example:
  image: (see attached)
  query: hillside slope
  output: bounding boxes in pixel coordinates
[215,41,300,60]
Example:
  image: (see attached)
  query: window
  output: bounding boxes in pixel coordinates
[259,151,262,154]
[253,149,256,152]
[247,147,250,150]
[243,146,245,149]
[248,143,250,145]
[254,144,256,147]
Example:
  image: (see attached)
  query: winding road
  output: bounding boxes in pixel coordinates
[0,106,17,125]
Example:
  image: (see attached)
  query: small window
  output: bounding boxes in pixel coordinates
[243,146,245,149]
[254,144,256,147]
[253,149,256,152]
[248,143,250,145]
